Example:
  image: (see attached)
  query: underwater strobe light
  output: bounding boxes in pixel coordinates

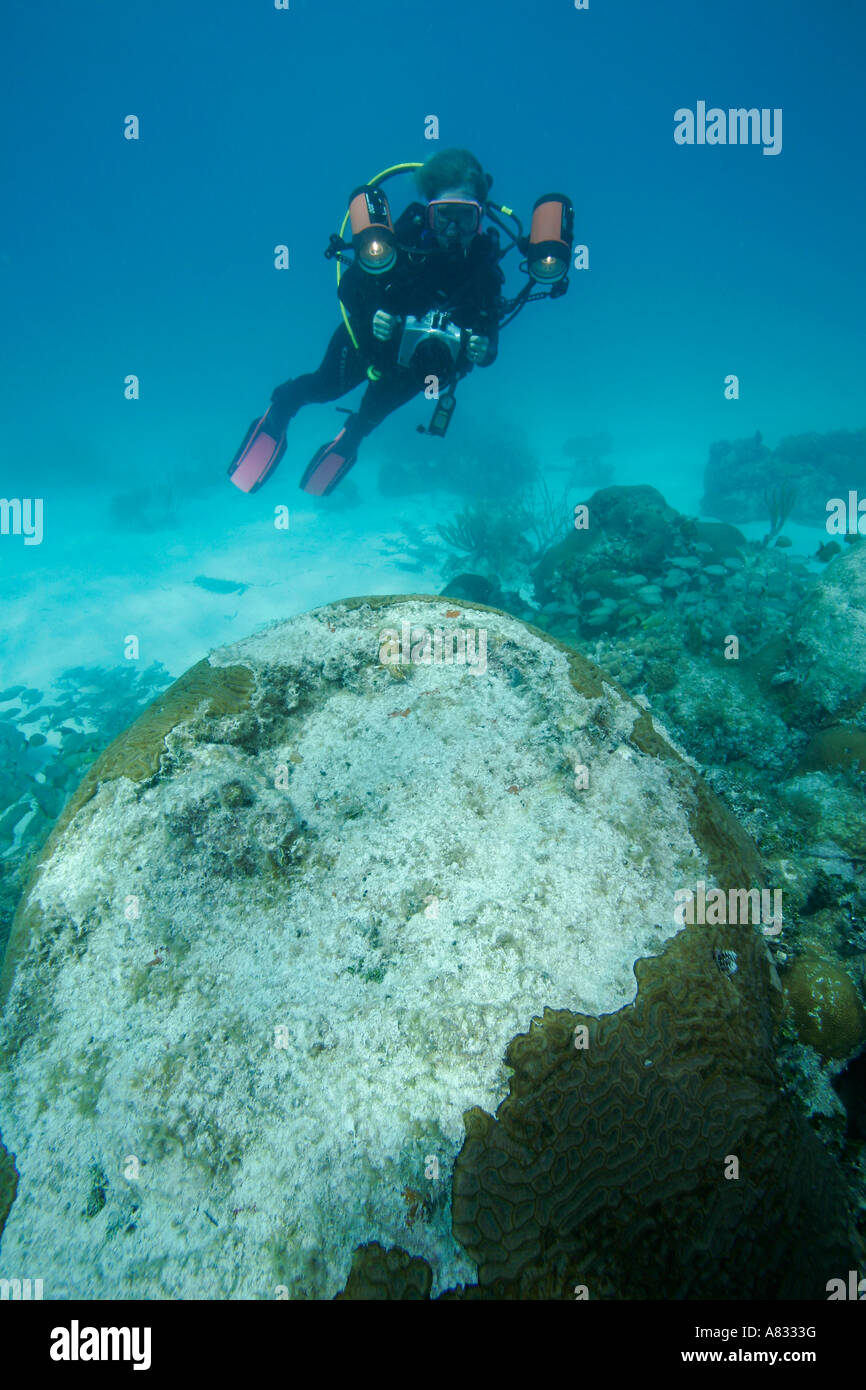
[526,193,574,283]
[348,184,397,274]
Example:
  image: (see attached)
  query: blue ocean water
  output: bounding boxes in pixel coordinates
[1,0,866,1316]
[2,0,864,686]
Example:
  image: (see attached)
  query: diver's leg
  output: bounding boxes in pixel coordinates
[343,374,422,449]
[300,374,421,495]
[232,326,368,495]
[270,323,365,427]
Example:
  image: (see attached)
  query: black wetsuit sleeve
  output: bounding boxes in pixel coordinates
[473,250,505,365]
[337,263,382,356]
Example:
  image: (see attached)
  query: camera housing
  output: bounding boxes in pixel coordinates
[397,311,464,385]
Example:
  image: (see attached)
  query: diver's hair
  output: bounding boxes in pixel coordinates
[415,148,492,203]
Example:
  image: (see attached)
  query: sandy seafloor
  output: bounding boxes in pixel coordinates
[0,440,828,699]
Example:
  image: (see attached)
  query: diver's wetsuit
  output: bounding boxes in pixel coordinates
[270,202,505,456]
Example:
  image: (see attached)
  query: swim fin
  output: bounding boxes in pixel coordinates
[299,427,358,496]
[228,408,287,493]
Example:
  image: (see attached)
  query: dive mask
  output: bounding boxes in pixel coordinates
[427,199,483,237]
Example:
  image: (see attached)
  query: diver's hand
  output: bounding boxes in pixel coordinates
[467,333,491,364]
[372,310,400,342]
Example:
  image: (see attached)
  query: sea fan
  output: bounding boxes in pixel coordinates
[436,502,532,579]
[762,483,799,546]
[522,478,574,559]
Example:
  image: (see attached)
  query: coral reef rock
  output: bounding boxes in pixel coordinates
[532,485,749,644]
[702,427,866,527]
[785,545,866,726]
[0,597,855,1299]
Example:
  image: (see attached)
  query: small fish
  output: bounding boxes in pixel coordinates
[47,705,77,728]
[815,541,841,562]
[194,575,248,595]
[388,708,411,718]
[714,949,738,976]
[444,609,461,618]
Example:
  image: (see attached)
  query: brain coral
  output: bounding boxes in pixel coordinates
[784,952,866,1062]
[0,597,856,1298]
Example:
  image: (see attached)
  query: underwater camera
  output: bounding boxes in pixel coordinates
[397,310,464,387]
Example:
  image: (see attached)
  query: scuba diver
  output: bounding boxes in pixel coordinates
[228,148,573,496]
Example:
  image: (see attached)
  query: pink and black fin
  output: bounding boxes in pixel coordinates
[299,428,358,496]
[228,409,287,493]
